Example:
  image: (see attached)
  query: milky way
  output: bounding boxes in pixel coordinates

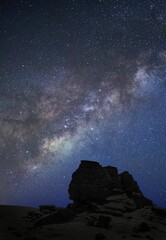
[0,0,166,207]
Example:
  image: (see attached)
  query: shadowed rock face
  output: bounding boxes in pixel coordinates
[120,171,142,194]
[104,166,122,191]
[68,160,111,203]
[68,160,153,209]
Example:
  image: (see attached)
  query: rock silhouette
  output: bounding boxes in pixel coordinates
[33,160,154,228]
[68,160,153,209]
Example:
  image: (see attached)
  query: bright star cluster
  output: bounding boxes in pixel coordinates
[0,0,166,207]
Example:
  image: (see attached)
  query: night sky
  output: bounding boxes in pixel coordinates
[0,0,166,208]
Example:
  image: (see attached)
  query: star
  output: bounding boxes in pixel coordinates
[0,0,165,208]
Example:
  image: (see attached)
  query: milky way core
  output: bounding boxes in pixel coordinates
[0,0,166,207]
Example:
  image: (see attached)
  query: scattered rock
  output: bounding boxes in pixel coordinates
[87,214,111,228]
[27,210,42,221]
[87,216,97,226]
[39,205,57,214]
[34,208,76,227]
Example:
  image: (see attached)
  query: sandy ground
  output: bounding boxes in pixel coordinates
[0,205,166,240]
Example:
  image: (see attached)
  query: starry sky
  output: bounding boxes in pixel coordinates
[0,0,166,208]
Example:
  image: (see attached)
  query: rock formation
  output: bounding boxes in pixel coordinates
[1,160,166,240]
[20,159,165,240]
[68,160,153,211]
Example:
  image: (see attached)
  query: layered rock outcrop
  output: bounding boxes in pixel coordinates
[68,160,153,210]
[32,160,165,233]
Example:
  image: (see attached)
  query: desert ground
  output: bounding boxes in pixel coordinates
[0,204,166,240]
